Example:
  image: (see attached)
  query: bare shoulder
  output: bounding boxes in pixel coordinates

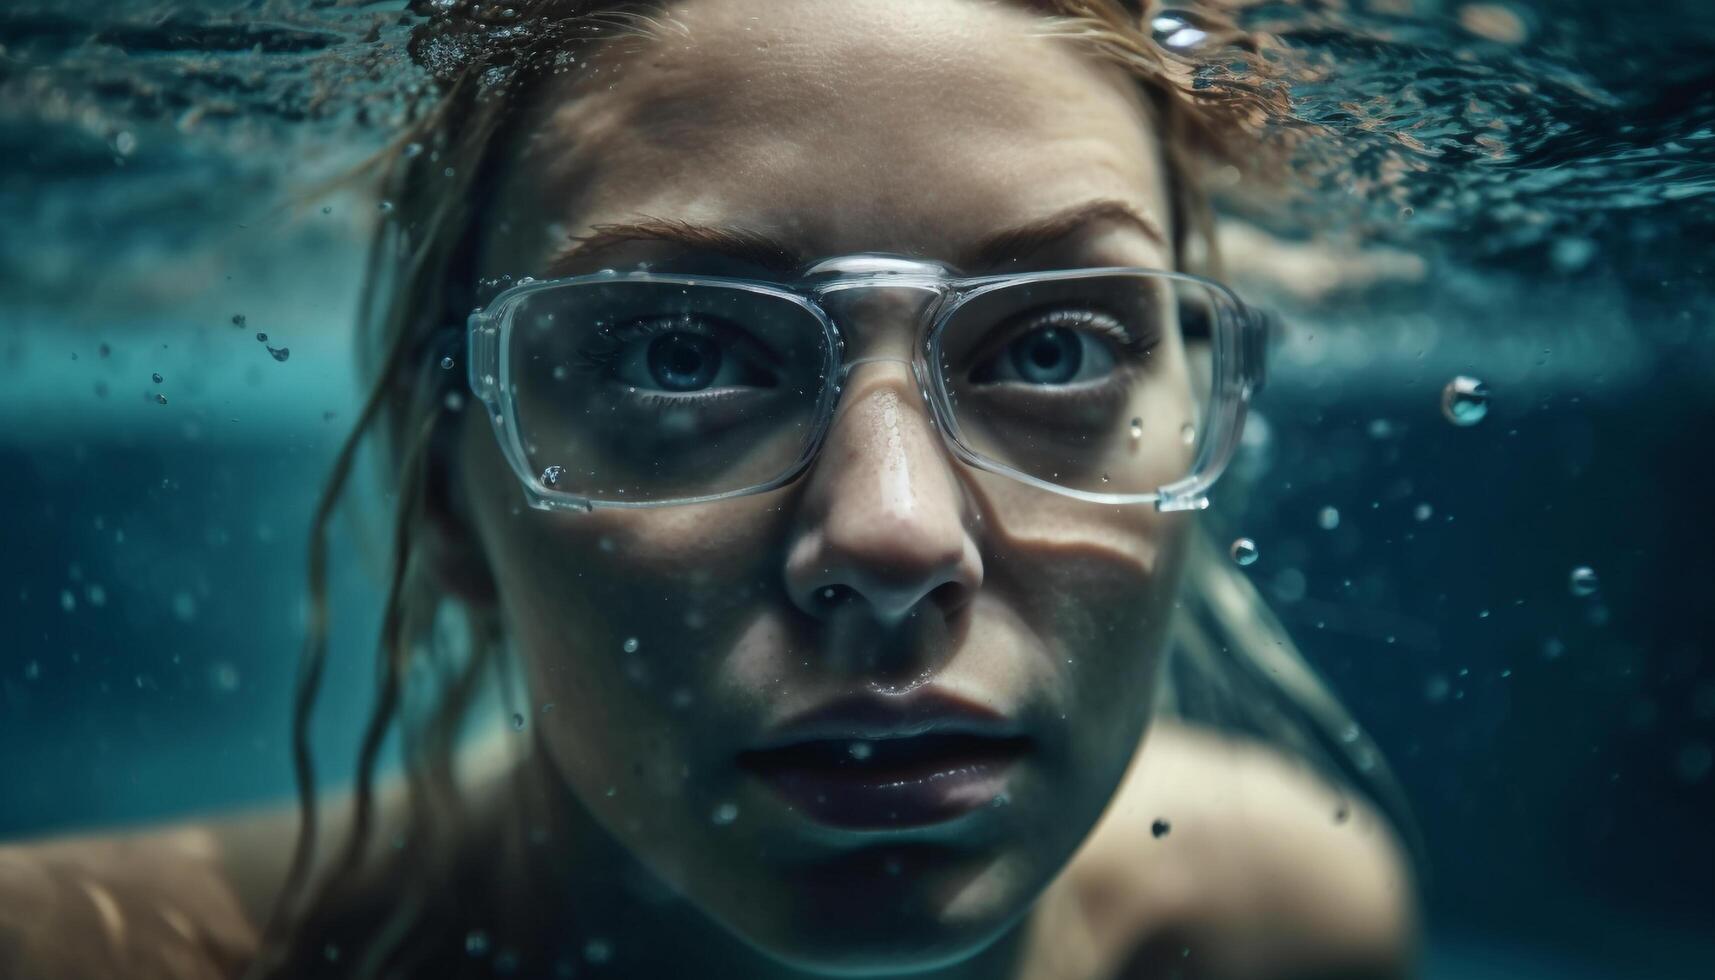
[0,817,263,979]
[1067,720,1418,980]
[0,737,515,979]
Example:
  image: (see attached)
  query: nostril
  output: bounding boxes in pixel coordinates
[927,580,970,613]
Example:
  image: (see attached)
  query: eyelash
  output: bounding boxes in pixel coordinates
[574,315,706,376]
[972,306,1159,376]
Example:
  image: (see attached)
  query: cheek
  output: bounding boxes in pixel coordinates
[978,478,1189,739]
[462,414,794,773]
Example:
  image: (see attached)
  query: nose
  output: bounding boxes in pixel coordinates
[783,361,983,628]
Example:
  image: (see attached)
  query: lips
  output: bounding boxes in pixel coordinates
[738,691,1031,830]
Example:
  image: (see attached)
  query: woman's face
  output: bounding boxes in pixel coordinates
[458,0,1193,971]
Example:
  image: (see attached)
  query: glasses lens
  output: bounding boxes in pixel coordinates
[933,273,1214,498]
[503,281,831,502]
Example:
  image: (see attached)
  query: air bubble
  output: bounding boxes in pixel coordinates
[583,939,613,964]
[151,372,164,384]
[1150,10,1208,50]
[1569,566,1599,598]
[1414,502,1434,522]
[256,332,268,343]
[440,355,455,370]
[378,200,394,213]
[1229,537,1259,566]
[266,346,290,363]
[1440,375,1490,425]
[465,930,490,957]
[622,636,639,653]
[511,712,525,731]
[712,802,739,825]
[1318,506,1340,530]
[1179,422,1196,446]
[1129,417,1143,439]
[540,465,564,488]
[155,393,168,405]
[848,741,873,761]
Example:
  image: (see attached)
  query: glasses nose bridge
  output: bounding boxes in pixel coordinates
[811,277,949,366]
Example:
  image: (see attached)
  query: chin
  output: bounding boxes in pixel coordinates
[742,917,1012,979]
[716,847,1030,978]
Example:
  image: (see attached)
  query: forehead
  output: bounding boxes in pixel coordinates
[508,0,1168,266]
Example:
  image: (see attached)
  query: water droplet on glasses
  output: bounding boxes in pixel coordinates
[378,200,394,213]
[1569,566,1600,597]
[151,372,163,384]
[848,741,873,761]
[1440,375,1490,425]
[511,712,525,731]
[1129,417,1143,439]
[1340,723,1360,743]
[1229,537,1258,566]
[321,205,332,215]
[712,802,739,825]
[1179,422,1196,446]
[1414,502,1434,522]
[155,393,168,405]
[440,355,455,370]
[266,345,290,362]
[231,314,245,326]
[403,141,423,158]
[540,465,564,488]
[1318,506,1340,530]
[465,930,490,957]
[551,364,568,381]
[1151,818,1172,838]
[584,939,613,964]
[622,636,640,654]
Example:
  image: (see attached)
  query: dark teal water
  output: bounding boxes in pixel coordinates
[2,2,1712,977]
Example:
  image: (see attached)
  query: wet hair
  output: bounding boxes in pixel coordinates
[245,2,1417,976]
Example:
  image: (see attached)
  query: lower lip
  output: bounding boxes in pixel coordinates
[743,751,1025,830]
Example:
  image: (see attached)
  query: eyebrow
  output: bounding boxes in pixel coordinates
[541,199,1168,278]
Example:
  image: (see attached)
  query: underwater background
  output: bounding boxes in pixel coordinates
[2,1,1712,977]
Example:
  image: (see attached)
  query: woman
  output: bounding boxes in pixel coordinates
[0,1,1417,977]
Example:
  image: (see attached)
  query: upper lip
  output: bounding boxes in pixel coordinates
[748,689,1023,751]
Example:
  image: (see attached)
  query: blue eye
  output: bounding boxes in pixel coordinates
[972,310,1122,386]
[597,315,775,394]
[647,331,721,391]
[1009,327,1084,384]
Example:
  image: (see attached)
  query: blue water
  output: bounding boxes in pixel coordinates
[2,2,1712,977]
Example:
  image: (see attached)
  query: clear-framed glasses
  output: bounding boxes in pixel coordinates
[465,255,1269,513]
